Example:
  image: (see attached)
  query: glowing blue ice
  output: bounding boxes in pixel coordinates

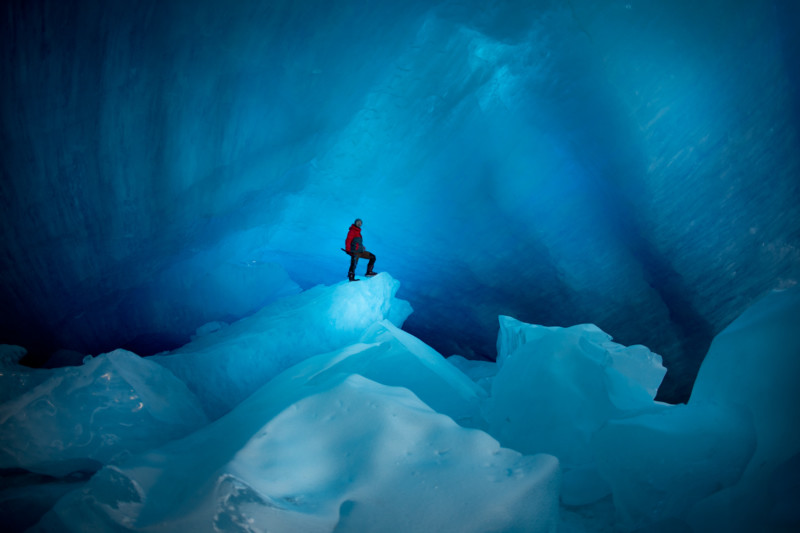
[150,273,412,420]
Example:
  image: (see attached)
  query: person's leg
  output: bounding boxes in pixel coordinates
[348,254,359,281]
[365,252,376,275]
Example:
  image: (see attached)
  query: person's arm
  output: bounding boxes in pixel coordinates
[345,230,354,252]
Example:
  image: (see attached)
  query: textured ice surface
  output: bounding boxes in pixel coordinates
[38,375,560,533]
[150,273,412,419]
[0,349,207,477]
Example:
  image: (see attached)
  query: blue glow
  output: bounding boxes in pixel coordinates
[1,0,798,404]
[2,1,800,526]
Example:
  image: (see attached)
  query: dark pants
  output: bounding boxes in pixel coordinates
[349,251,376,276]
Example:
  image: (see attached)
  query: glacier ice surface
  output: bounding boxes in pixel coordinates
[0,349,208,477]
[149,272,413,420]
[4,277,799,532]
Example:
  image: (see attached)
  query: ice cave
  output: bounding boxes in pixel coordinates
[1,1,799,531]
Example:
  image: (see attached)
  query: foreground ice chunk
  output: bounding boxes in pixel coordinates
[486,317,666,504]
[487,317,666,460]
[150,273,413,419]
[496,316,666,404]
[0,349,208,477]
[39,374,560,533]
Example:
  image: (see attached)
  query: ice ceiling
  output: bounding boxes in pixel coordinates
[1,0,799,403]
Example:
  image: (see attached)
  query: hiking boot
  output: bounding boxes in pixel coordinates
[348,272,357,282]
[365,271,377,277]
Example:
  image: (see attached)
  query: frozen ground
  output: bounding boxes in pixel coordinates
[1,274,798,532]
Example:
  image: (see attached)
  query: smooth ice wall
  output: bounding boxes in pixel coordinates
[1,0,799,402]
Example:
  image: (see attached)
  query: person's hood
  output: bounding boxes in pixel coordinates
[349,224,361,233]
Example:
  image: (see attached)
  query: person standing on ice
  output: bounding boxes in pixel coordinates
[345,218,377,281]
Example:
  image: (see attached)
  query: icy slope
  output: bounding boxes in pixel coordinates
[150,273,412,419]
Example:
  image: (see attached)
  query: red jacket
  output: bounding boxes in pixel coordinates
[345,224,364,253]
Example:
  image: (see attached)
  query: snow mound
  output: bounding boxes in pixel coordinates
[39,374,560,533]
[258,319,487,429]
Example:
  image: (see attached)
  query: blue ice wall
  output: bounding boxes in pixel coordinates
[1,0,798,402]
